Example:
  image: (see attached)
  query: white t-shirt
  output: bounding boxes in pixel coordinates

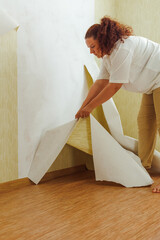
[97,36,160,94]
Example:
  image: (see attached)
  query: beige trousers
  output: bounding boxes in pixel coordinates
[137,87,160,169]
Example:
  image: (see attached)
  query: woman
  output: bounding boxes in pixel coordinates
[75,16,160,193]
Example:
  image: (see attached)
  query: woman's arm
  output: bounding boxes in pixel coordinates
[75,82,123,118]
[75,79,109,117]
[88,82,123,108]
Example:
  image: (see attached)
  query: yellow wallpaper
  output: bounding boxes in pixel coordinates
[115,0,160,43]
[95,0,116,22]
[48,144,88,172]
[0,30,18,183]
[95,0,116,66]
[67,66,110,155]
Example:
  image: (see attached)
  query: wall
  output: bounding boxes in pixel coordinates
[1,0,160,183]
[0,0,95,183]
[115,0,160,43]
[95,0,116,23]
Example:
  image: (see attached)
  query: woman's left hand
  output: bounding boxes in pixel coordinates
[75,105,93,119]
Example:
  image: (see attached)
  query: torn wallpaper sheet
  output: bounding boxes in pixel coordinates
[90,115,153,187]
[102,98,124,135]
[28,116,154,187]
[0,8,18,35]
[28,119,77,184]
[102,100,138,153]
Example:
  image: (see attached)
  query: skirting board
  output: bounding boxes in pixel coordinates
[0,165,87,194]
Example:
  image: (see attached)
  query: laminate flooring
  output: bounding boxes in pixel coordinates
[1,169,160,240]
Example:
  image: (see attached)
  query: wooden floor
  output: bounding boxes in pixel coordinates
[1,170,160,240]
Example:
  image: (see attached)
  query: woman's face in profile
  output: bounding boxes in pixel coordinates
[85,37,103,58]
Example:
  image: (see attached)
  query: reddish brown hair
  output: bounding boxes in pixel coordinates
[85,16,133,55]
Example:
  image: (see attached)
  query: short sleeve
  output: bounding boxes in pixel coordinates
[109,47,133,84]
[97,60,110,80]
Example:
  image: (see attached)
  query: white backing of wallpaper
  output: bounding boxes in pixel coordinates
[28,119,77,184]
[90,115,153,187]
[0,0,95,178]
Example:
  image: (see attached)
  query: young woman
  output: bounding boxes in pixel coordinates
[75,16,160,193]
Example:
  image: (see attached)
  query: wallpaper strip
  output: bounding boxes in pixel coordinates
[0,30,18,183]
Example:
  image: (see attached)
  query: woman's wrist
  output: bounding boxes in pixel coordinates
[84,102,94,112]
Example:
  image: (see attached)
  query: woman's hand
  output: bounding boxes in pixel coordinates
[75,104,93,119]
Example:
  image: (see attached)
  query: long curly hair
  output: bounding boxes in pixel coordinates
[85,16,133,55]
